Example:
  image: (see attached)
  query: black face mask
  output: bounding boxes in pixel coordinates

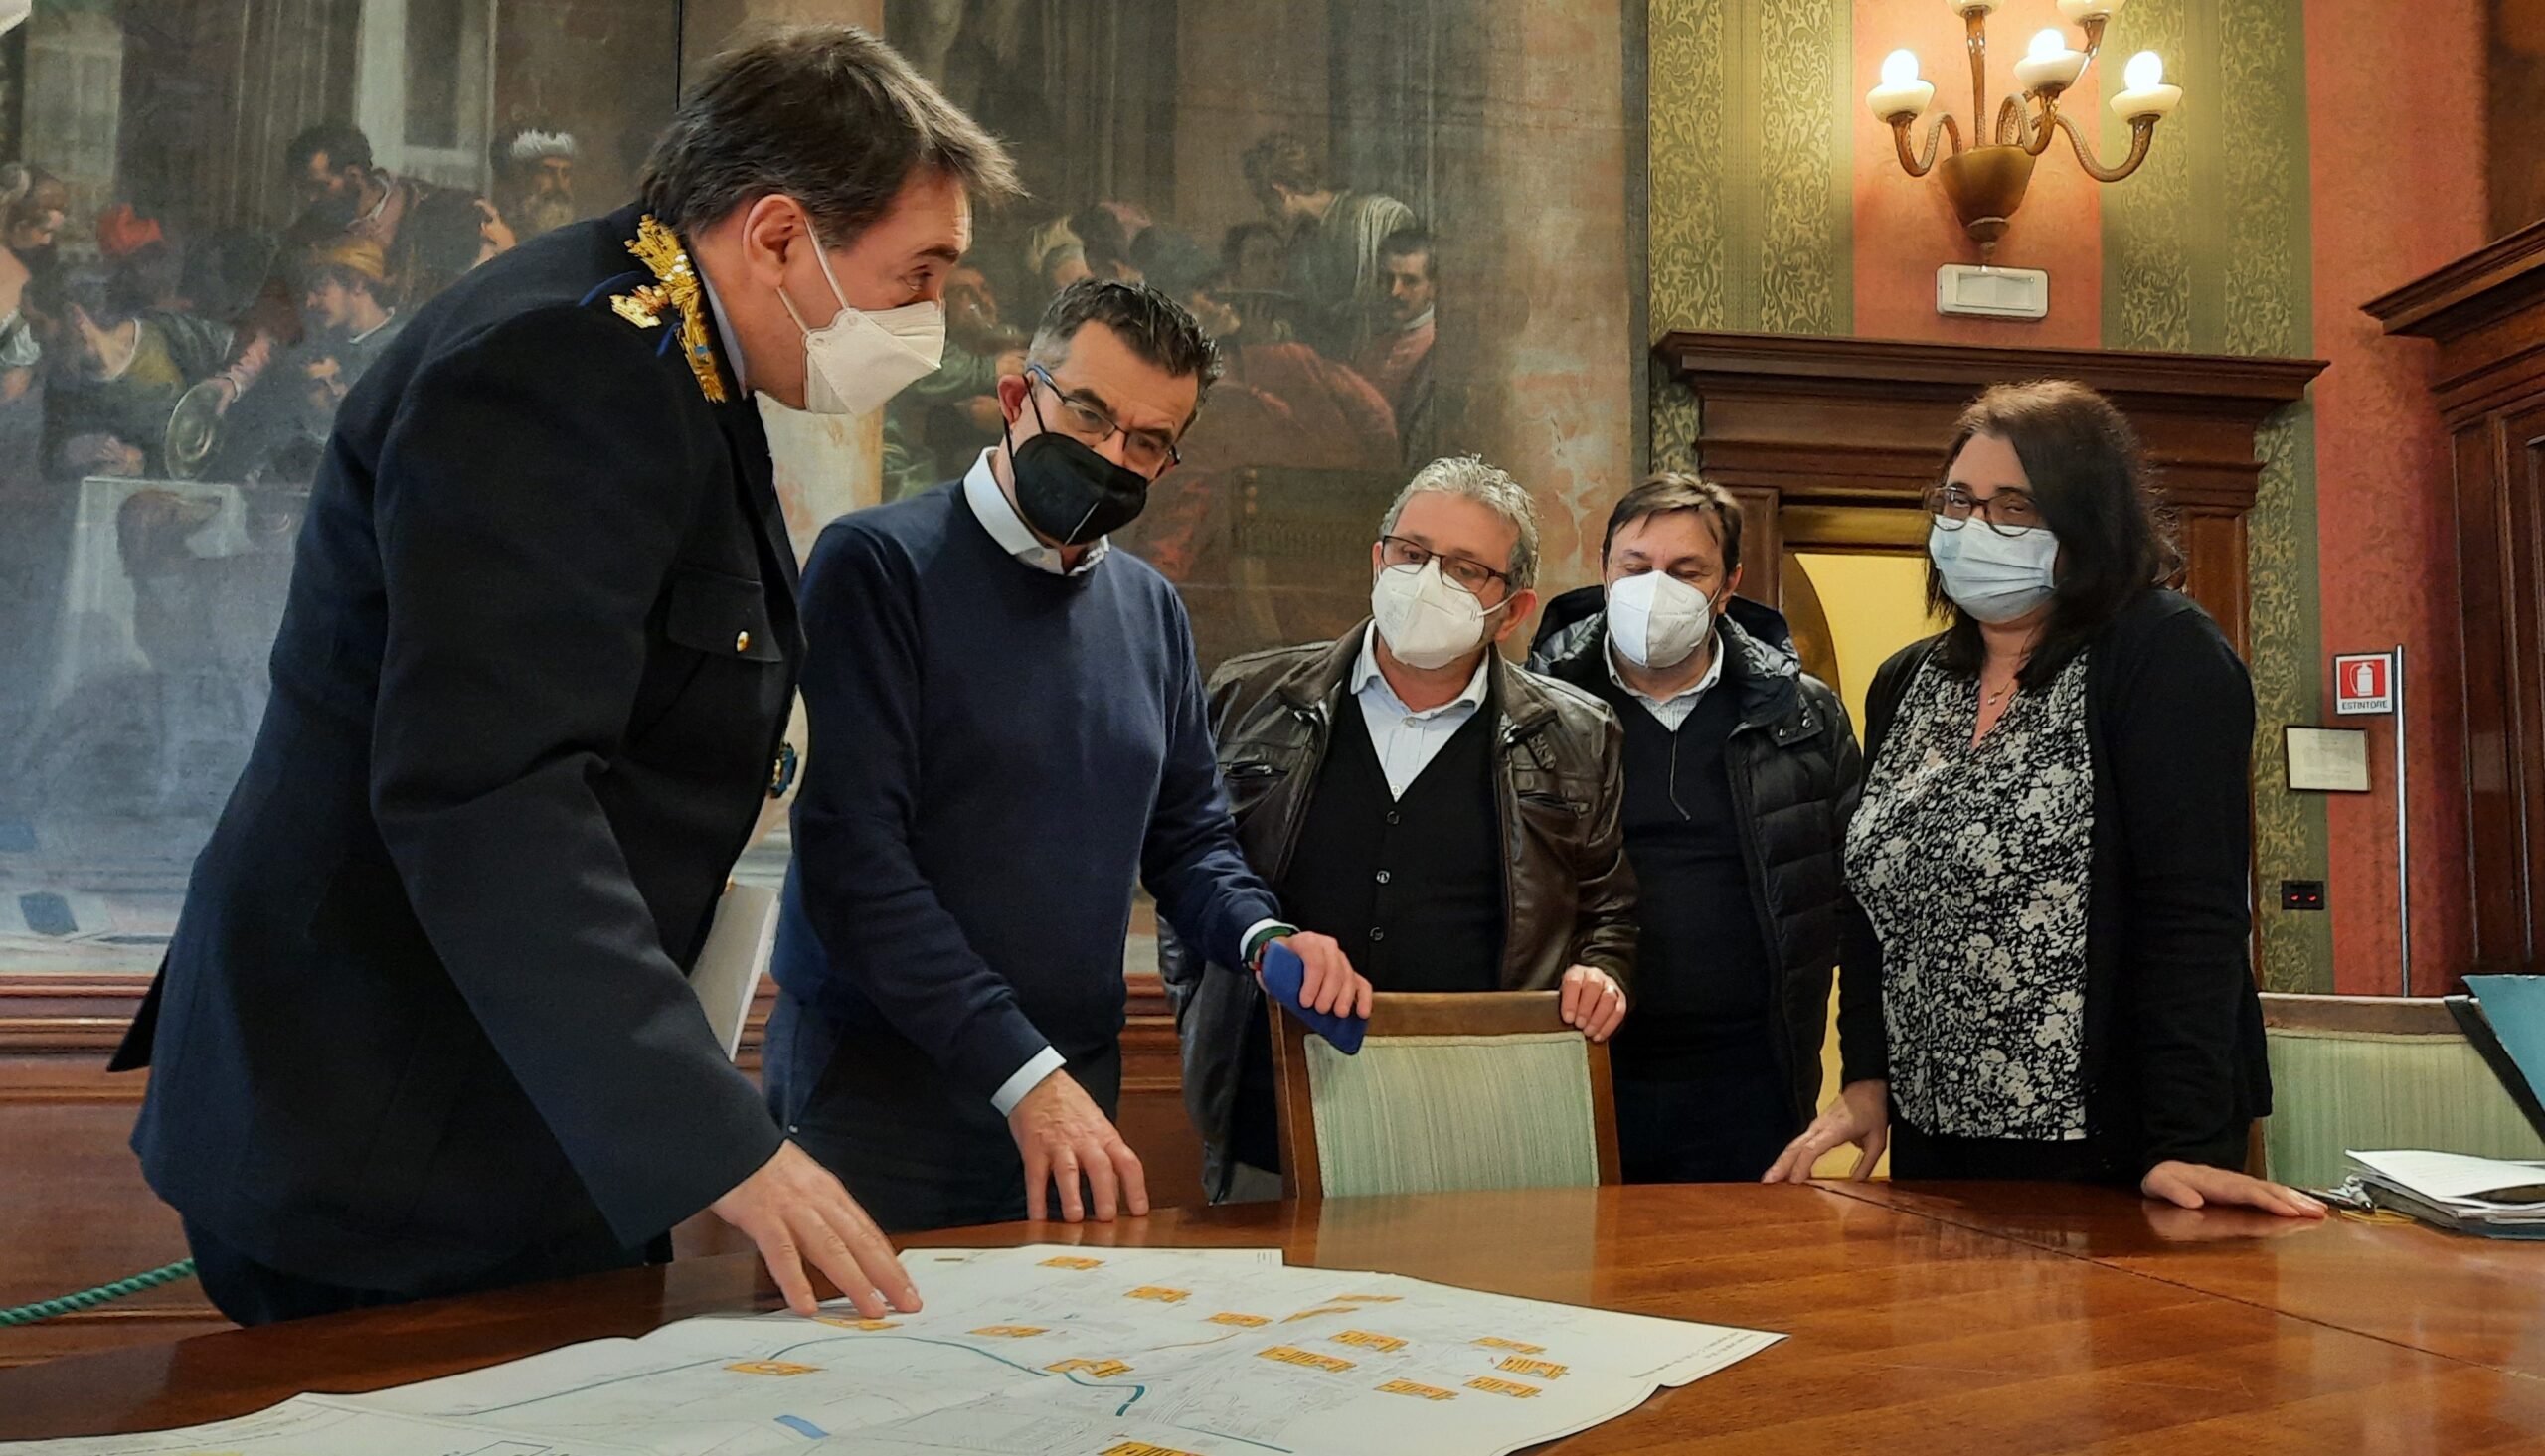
[1004,385,1153,546]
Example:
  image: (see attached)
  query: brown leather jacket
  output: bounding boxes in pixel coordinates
[1159,624,1637,1199]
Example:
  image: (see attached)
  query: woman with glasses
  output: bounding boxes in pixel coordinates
[1766,380,2323,1218]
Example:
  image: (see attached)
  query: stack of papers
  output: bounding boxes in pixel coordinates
[2346,1149,2545,1237]
[3,1244,1782,1456]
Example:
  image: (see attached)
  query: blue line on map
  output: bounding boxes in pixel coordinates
[774,1414,827,1439]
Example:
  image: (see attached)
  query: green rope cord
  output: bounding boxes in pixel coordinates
[0,1259,198,1326]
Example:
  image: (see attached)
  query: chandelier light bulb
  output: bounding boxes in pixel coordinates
[1881,49,1922,87]
[2123,50,2164,91]
[2027,29,2066,61]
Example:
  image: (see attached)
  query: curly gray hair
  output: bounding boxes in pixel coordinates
[1379,455,1540,591]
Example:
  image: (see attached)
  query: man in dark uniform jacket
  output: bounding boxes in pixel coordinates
[109,26,1020,1325]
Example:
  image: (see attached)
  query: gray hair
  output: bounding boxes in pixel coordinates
[1380,455,1540,591]
[642,25,1021,242]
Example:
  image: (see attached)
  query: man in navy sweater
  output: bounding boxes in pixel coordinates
[769,280,1369,1232]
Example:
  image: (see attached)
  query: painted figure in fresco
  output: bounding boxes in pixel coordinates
[882,261,1020,500]
[296,238,405,390]
[494,128,581,241]
[46,262,236,478]
[401,190,518,307]
[1352,227,1438,468]
[283,123,440,258]
[1241,132,1418,358]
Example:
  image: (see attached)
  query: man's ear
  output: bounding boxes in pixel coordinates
[1491,588,1540,646]
[995,370,1031,425]
[1723,564,1745,603]
[735,195,810,288]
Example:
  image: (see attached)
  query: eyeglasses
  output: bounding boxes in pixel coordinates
[1026,365,1180,476]
[1378,534,1513,598]
[1927,483,2045,537]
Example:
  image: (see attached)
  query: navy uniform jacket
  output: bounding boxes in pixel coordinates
[112,202,801,1291]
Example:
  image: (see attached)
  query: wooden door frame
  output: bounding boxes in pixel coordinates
[1653,331,2326,655]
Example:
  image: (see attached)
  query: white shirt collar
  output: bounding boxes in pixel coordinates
[348,310,397,345]
[1607,627,1724,711]
[696,267,748,396]
[963,447,1109,577]
[1353,623,1491,717]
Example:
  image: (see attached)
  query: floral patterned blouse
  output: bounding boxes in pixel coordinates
[1844,652,2096,1141]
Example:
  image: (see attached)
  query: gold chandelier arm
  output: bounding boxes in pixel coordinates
[1964,10,1989,152]
[2050,109,2158,183]
[1890,111,1964,178]
[1997,93,2045,151]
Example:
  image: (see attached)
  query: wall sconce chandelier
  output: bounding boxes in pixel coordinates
[1867,0,2182,256]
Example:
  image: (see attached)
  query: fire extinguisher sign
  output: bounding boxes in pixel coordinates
[2332,652,2396,715]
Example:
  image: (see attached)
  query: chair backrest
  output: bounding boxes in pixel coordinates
[2261,993,2545,1189]
[1271,991,1620,1201]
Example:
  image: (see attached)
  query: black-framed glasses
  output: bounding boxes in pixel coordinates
[1927,483,2046,537]
[1026,364,1180,476]
[1377,534,1513,598]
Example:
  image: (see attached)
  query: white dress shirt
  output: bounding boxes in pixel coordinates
[1606,627,1725,732]
[1352,625,1494,798]
[962,447,1110,577]
[960,446,1279,1116]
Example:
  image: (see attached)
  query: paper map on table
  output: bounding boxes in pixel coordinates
[3,1245,1780,1456]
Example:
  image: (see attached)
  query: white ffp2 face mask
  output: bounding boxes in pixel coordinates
[1606,569,1716,670]
[1928,520,2060,623]
[776,223,946,416]
[1371,560,1506,670]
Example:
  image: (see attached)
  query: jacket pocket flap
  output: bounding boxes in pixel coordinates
[665,566,783,662]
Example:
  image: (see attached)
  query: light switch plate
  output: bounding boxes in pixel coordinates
[1937,263,2050,320]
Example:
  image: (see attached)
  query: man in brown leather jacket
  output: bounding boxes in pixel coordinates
[1160,455,1637,1202]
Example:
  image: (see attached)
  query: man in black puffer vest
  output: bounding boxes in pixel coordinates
[1529,473,1880,1182]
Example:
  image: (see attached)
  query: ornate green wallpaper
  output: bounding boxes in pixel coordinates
[2105,0,2331,992]
[1645,0,1851,468]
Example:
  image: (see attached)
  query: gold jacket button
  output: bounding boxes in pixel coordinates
[735,630,752,654]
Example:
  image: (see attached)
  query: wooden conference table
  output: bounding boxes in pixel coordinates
[3,1182,2543,1452]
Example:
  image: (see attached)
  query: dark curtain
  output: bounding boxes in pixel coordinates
[114,0,361,233]
[886,0,1179,217]
[1324,0,1443,221]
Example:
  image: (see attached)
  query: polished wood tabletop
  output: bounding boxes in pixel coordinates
[3,1182,2542,1452]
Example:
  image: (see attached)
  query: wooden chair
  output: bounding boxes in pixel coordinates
[2260,992,2545,1189]
[1270,990,1620,1201]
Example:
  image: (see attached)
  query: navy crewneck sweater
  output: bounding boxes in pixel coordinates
[772,483,1276,1102]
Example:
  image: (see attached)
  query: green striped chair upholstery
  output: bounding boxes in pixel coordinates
[2261,993,2545,1190]
[1271,991,1620,1201]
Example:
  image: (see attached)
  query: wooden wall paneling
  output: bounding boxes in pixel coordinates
[19,971,1207,1362]
[2370,222,2545,975]
[0,980,226,1369]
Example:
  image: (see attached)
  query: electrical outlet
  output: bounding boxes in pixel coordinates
[2280,880,2326,911]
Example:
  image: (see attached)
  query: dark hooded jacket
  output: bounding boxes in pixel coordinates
[1528,586,1880,1126]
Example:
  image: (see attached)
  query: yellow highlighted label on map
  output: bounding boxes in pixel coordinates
[1282,1304,1358,1322]
[1207,1312,1272,1327]
[1497,1356,1570,1379]
[1332,1330,1408,1353]
[1376,1378,1458,1401]
[1258,1345,1356,1374]
[1048,1358,1136,1378]
[1102,1443,1202,1456]
[725,1361,818,1376]
[1335,1294,1402,1303]
[1041,1255,1105,1270]
[813,1317,900,1331]
[1125,1285,1192,1304]
[1465,1375,1543,1398]
[1472,1336,1546,1354]
[969,1325,1048,1338]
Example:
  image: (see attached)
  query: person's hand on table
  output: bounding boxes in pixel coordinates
[1559,965,1626,1042]
[1007,1068,1148,1223]
[1763,1077,1889,1183]
[710,1140,920,1319]
[2139,1160,2328,1219]
[1255,930,1372,1019]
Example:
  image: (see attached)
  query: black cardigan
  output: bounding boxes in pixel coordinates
[1839,588,2273,1176]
